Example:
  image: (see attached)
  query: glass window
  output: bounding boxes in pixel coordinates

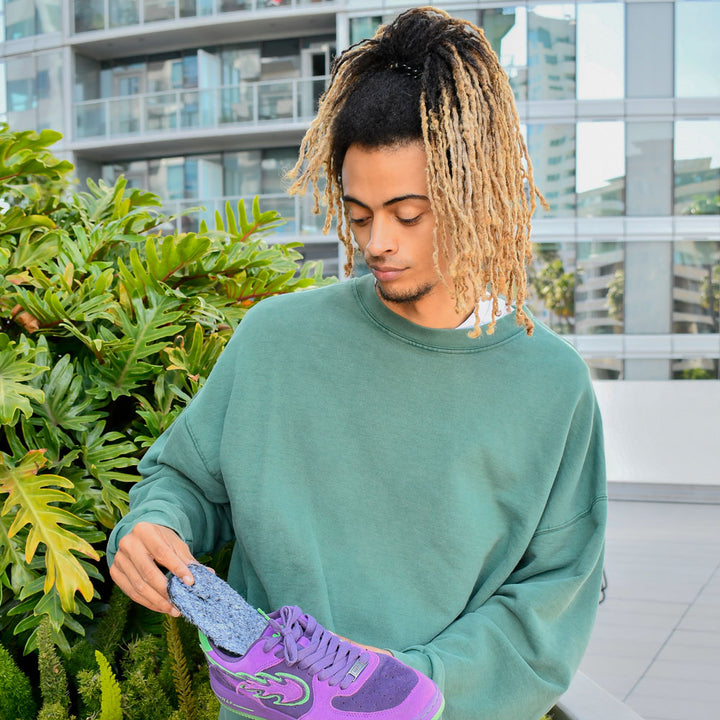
[576,2,624,99]
[672,359,718,379]
[576,121,625,217]
[4,0,35,39]
[528,4,575,100]
[224,150,262,196]
[2,50,64,134]
[261,39,300,80]
[110,0,139,28]
[676,1,720,98]
[575,241,625,334]
[349,16,382,45]
[527,242,577,334]
[35,51,63,132]
[144,0,175,23]
[75,55,102,102]
[147,55,182,92]
[674,120,720,215]
[221,47,261,84]
[482,7,527,102]
[526,123,575,217]
[261,147,297,194]
[673,241,720,333]
[299,242,340,279]
[585,359,624,380]
[37,0,61,33]
[626,122,673,216]
[74,0,105,32]
[221,0,249,12]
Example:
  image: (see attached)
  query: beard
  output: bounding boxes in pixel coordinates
[375,278,436,305]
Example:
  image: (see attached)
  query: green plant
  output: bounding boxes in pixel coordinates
[0,122,333,664]
[530,255,576,333]
[0,639,37,720]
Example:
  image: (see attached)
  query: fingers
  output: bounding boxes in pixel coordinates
[109,522,198,616]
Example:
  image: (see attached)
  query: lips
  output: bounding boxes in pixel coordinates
[370,266,406,282]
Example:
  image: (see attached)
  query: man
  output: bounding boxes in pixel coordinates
[109,8,606,719]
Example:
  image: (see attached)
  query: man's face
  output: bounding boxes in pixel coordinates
[341,141,463,327]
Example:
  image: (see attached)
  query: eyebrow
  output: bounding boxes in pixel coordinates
[342,193,430,210]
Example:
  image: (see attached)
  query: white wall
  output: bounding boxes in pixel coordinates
[593,381,720,486]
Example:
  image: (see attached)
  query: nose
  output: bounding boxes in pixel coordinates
[365,215,397,257]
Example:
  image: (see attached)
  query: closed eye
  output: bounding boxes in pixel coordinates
[398,215,422,225]
[349,217,371,226]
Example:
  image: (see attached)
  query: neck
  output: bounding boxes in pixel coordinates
[375,281,473,328]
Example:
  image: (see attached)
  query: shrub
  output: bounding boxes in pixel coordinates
[0,122,333,659]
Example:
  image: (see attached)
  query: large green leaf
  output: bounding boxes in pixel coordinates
[0,125,73,185]
[90,295,185,399]
[0,450,99,610]
[0,334,46,424]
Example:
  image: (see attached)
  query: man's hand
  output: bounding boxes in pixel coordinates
[109,522,197,616]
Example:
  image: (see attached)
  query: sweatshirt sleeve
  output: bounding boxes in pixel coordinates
[392,385,607,720]
[106,329,244,565]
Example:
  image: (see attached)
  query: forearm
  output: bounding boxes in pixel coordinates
[393,499,606,720]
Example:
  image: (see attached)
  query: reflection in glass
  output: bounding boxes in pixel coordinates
[258,82,293,120]
[674,121,720,215]
[144,0,175,23]
[102,147,300,211]
[672,359,718,380]
[108,96,141,134]
[36,51,64,132]
[575,241,624,334]
[299,242,339,278]
[528,4,575,100]
[576,2,623,99]
[76,101,106,138]
[576,121,625,217]
[110,0,139,27]
[673,241,720,334]
[224,151,262,196]
[526,123,575,217]
[349,17,382,45]
[586,359,624,380]
[4,0,37,38]
[74,0,104,31]
[527,242,576,334]
[481,8,527,101]
[4,0,61,38]
[676,2,720,98]
[3,51,64,134]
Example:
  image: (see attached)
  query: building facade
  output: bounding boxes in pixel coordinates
[2,0,719,380]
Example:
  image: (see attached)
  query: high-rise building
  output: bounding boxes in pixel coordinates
[2,0,719,381]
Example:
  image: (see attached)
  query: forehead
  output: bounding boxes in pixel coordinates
[340,141,429,201]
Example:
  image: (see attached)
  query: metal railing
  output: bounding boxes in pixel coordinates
[73,0,336,34]
[75,76,329,140]
[154,192,327,236]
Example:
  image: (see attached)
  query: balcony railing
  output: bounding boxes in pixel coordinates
[73,0,335,34]
[156,192,327,237]
[75,77,329,140]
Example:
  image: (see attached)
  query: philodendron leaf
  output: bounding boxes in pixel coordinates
[0,334,46,424]
[0,450,99,611]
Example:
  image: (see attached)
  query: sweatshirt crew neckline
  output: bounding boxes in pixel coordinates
[352,274,527,352]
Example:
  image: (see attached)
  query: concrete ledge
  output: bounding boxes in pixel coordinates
[608,481,720,504]
[554,673,645,720]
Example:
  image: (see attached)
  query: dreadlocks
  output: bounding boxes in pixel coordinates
[286,6,546,336]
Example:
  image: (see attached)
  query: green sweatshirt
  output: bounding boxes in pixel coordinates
[108,274,607,720]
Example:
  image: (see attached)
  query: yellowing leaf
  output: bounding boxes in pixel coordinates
[0,450,99,610]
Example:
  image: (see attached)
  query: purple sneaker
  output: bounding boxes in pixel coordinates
[200,605,444,720]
